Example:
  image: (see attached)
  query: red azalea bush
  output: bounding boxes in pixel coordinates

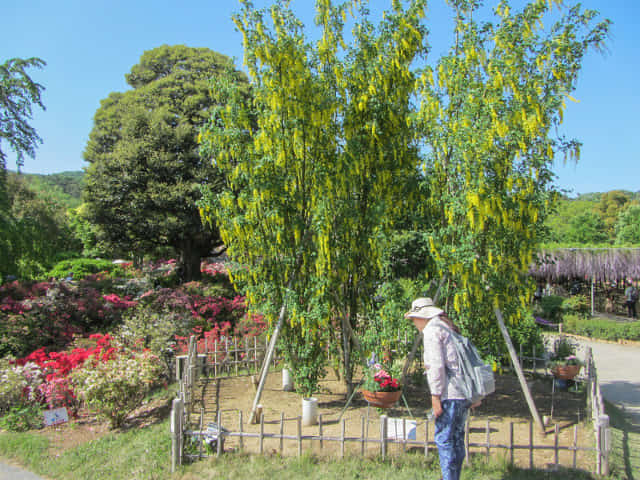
[4,334,117,413]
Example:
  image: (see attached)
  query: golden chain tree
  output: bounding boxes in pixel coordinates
[200,0,427,395]
[415,0,610,352]
[200,0,610,389]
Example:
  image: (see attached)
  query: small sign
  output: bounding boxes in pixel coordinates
[44,407,69,426]
[387,417,416,441]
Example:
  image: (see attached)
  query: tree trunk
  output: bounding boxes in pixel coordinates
[342,312,353,399]
[180,241,202,282]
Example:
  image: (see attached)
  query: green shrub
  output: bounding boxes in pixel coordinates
[0,361,29,414]
[45,258,126,281]
[117,307,193,378]
[0,404,43,432]
[70,349,164,428]
[509,315,545,359]
[562,294,590,318]
[563,315,640,342]
[534,295,564,323]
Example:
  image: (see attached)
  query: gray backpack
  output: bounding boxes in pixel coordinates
[435,325,495,404]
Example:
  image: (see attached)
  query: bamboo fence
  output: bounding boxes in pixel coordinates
[171,336,611,475]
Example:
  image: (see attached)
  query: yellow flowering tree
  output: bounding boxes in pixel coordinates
[414,0,610,353]
[199,0,427,396]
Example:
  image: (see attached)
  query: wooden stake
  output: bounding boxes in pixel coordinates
[486,419,490,460]
[238,410,244,451]
[249,300,288,424]
[509,422,514,465]
[495,308,545,433]
[529,421,534,468]
[297,416,302,457]
[380,415,388,460]
[280,412,284,453]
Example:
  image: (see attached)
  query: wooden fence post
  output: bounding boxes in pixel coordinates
[380,415,388,460]
[171,398,184,472]
[597,414,610,475]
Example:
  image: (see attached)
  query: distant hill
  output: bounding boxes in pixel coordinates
[7,170,84,209]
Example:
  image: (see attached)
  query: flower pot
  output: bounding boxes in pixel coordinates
[361,389,402,408]
[282,368,293,391]
[551,364,581,380]
[302,397,318,426]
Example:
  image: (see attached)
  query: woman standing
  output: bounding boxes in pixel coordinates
[406,297,477,480]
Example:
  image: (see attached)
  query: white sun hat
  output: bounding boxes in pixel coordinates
[404,297,444,321]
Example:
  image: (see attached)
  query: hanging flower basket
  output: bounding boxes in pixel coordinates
[551,364,581,380]
[362,389,402,408]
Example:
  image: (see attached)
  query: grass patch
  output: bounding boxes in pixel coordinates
[605,400,640,480]
[1,419,172,480]
[176,451,602,480]
[1,427,607,480]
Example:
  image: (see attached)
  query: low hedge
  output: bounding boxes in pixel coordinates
[563,314,640,342]
[44,258,127,281]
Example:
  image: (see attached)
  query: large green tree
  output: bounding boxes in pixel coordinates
[615,204,640,245]
[0,57,46,174]
[83,45,247,280]
[598,190,631,239]
[0,174,80,281]
[1,56,46,279]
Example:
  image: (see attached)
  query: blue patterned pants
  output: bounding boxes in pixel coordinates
[434,399,470,480]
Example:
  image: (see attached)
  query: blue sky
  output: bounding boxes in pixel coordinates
[2,0,638,196]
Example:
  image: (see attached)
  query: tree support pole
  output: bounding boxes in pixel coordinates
[495,308,545,434]
[249,300,287,424]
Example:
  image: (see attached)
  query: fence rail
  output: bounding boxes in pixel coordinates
[182,410,596,472]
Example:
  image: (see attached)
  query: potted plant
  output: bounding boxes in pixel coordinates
[361,359,402,408]
[547,336,583,380]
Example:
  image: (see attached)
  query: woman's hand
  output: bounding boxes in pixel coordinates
[431,395,443,418]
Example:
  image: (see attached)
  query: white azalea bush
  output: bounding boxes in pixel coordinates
[70,348,163,428]
[0,358,43,413]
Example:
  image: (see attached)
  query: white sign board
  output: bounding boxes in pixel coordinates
[44,407,69,426]
[386,417,416,441]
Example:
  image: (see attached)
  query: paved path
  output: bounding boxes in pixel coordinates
[578,339,640,426]
[0,461,45,480]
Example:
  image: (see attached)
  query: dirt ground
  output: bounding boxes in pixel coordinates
[188,367,596,471]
